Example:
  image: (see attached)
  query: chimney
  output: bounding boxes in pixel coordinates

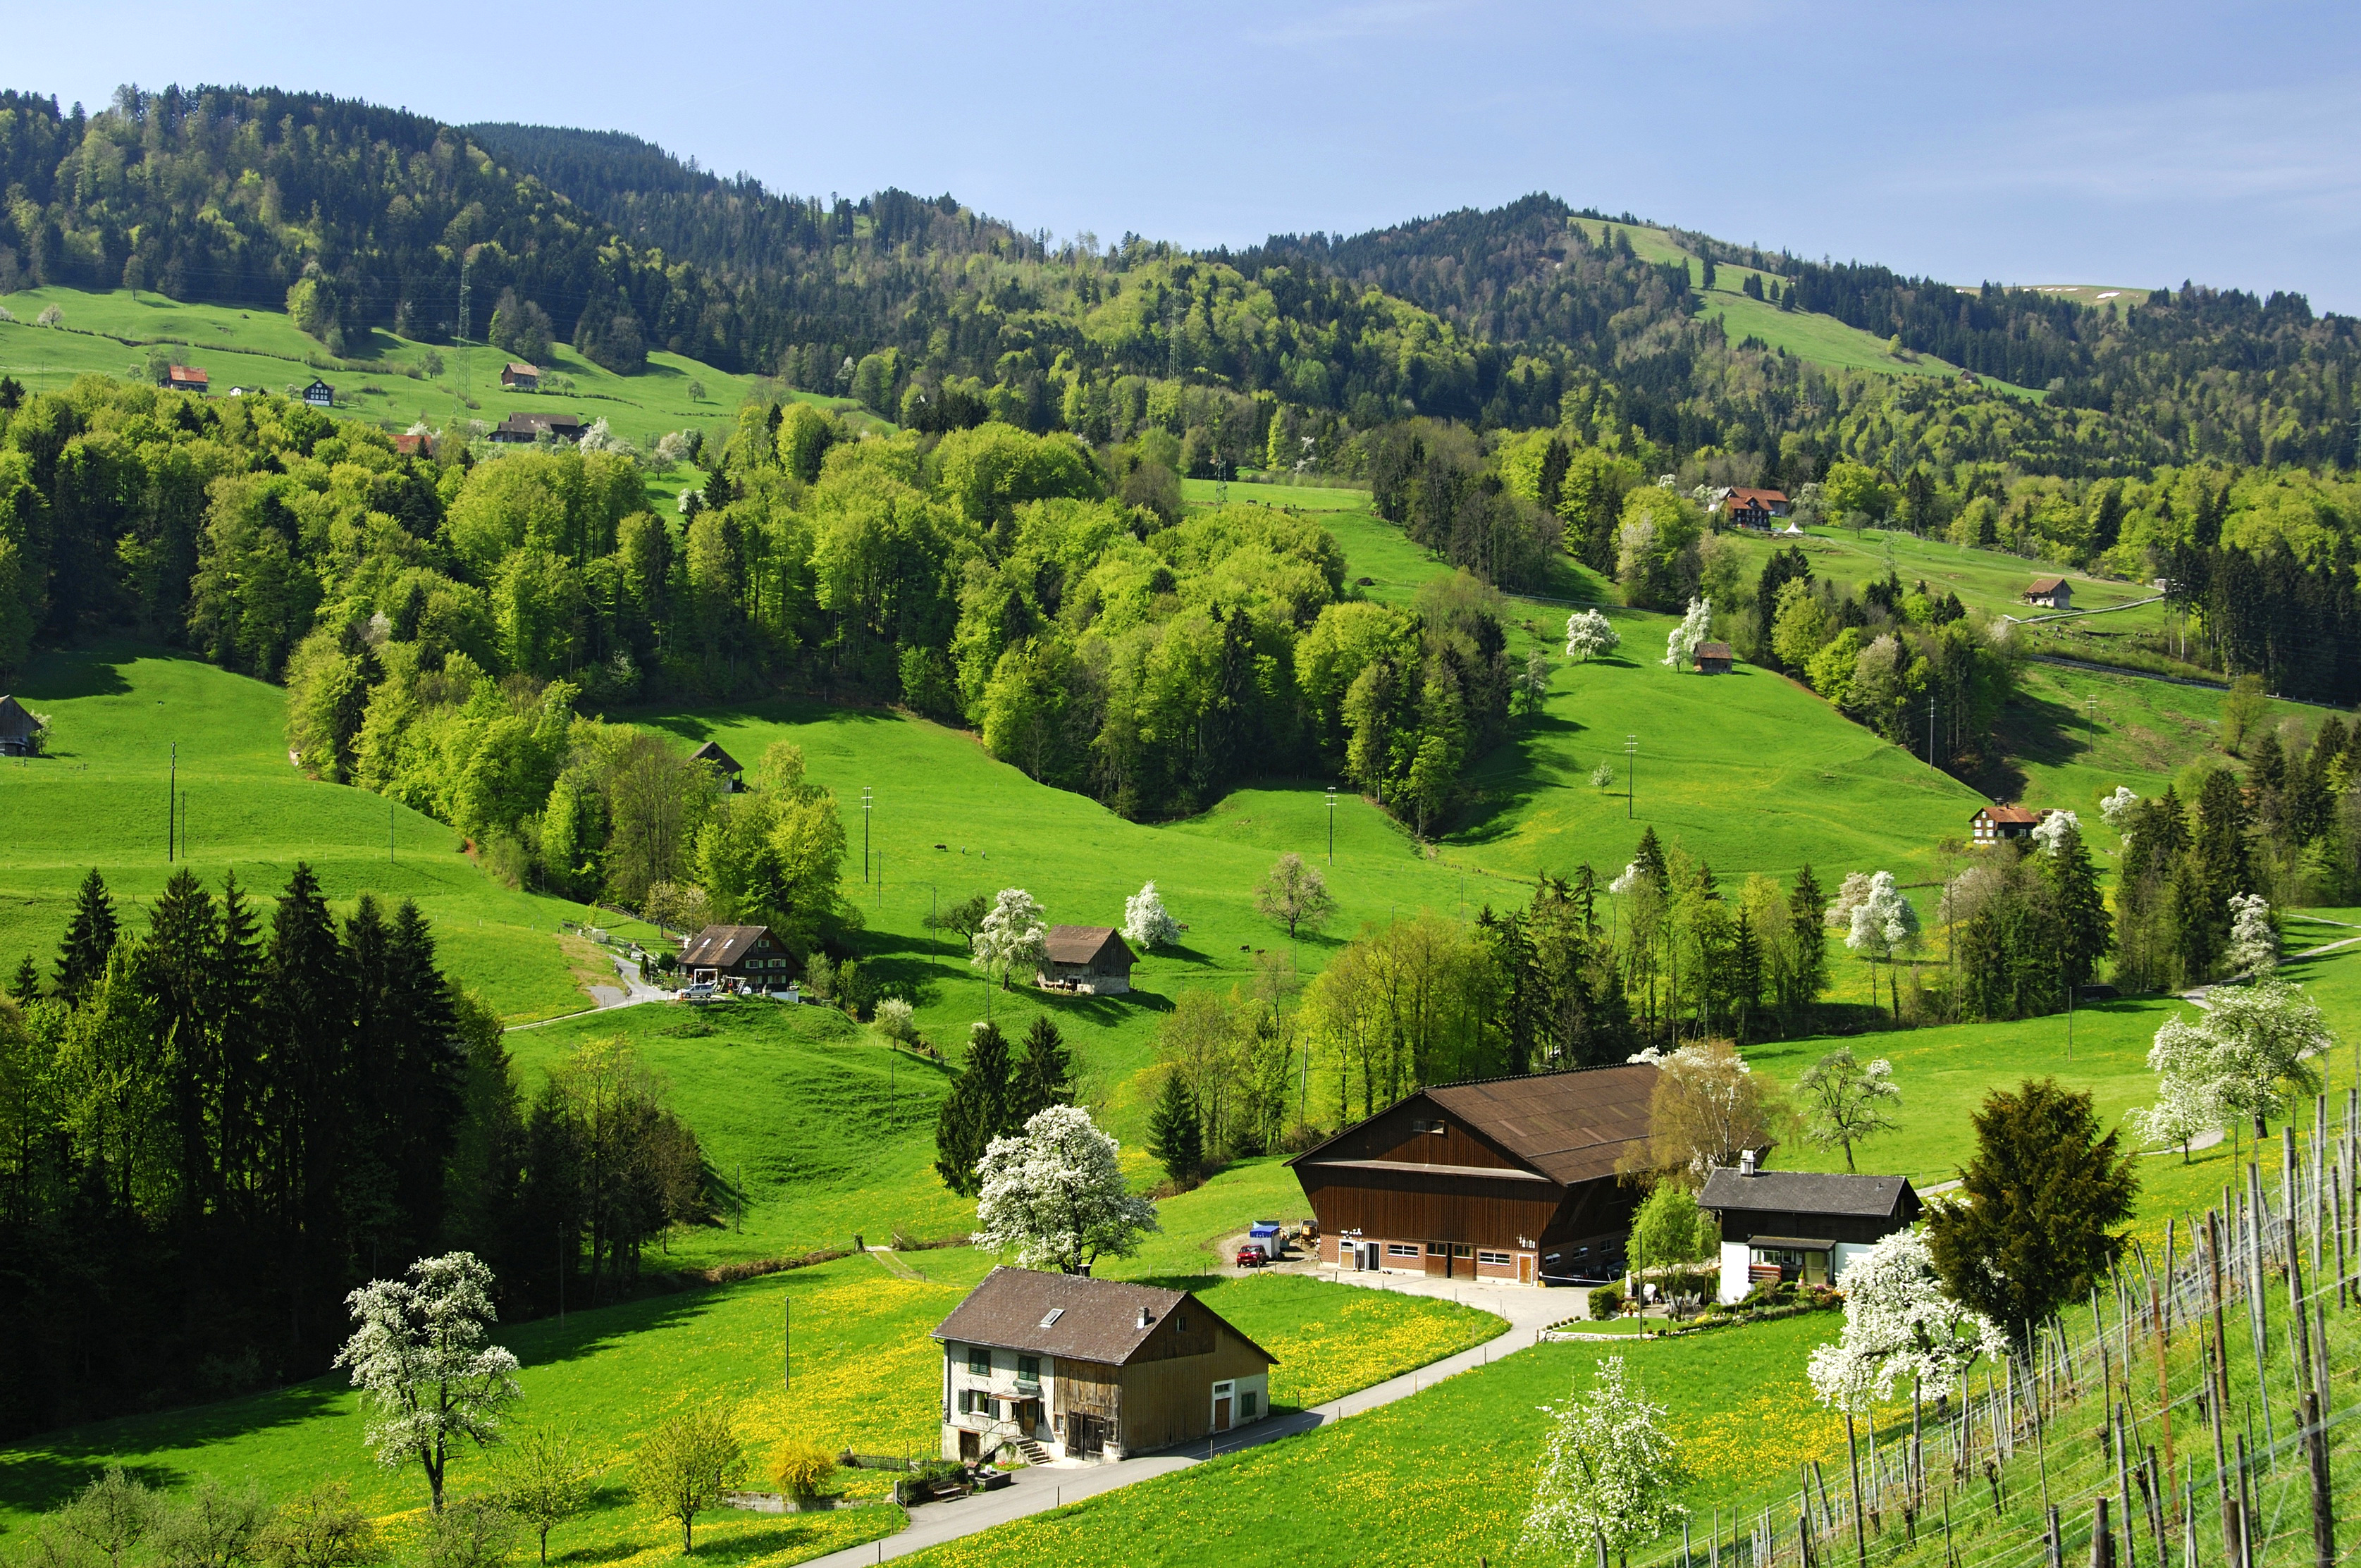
[1739,1148,1758,1177]
[1136,1307,1152,1329]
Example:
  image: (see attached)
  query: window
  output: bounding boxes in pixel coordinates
[1478,1251,1512,1267]
[1018,1357,1040,1383]
[1038,1307,1064,1328]
[1241,1390,1259,1419]
[1407,1118,1447,1135]
[1387,1243,1419,1258]
[1426,1242,1449,1256]
[1451,1244,1474,1258]
[967,1347,991,1376]
[1176,1314,1189,1333]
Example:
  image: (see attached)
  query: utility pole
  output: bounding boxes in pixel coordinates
[1926,698,1937,768]
[861,786,873,881]
[167,741,176,862]
[1326,786,1336,865]
[390,801,395,865]
[1625,734,1638,819]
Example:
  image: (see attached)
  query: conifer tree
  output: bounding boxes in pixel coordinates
[268,862,353,1259]
[1009,1016,1073,1125]
[1631,827,1669,892]
[1787,863,1829,1018]
[8,953,38,1006]
[142,866,221,1218]
[54,867,118,1004]
[1730,912,1763,1040]
[1146,1071,1203,1185]
[211,872,267,1208]
[2045,820,2113,992]
[933,1022,1013,1197]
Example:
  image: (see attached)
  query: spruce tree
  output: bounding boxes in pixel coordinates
[54,867,118,1004]
[2046,822,2114,992]
[143,866,221,1217]
[1787,864,1829,1017]
[8,953,39,1006]
[1632,827,1669,892]
[267,862,353,1256]
[1009,1016,1073,1127]
[211,872,266,1207]
[1730,913,1763,1040]
[1146,1071,1203,1186]
[932,1022,1013,1197]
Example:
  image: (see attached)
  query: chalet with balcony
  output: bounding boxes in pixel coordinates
[678,924,792,989]
[1970,804,2049,844]
[934,1268,1276,1464]
[1699,1156,1921,1303]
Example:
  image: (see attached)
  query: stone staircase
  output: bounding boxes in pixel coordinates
[1013,1438,1051,1467]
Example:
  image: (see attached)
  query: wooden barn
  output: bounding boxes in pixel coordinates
[2024,576,2073,611]
[1699,1158,1922,1302]
[501,362,541,390]
[934,1267,1276,1464]
[0,695,42,757]
[689,740,744,791]
[678,924,791,989]
[1692,641,1734,674]
[1037,926,1135,995]
[1288,1063,1660,1285]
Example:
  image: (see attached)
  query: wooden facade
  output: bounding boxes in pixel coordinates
[1289,1065,1658,1285]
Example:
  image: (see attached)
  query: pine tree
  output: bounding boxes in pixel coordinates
[1632,827,1669,892]
[1146,1071,1204,1185]
[8,952,39,1006]
[1787,864,1829,1018]
[267,862,353,1259]
[211,872,267,1210]
[1730,913,1763,1041]
[54,867,118,1004]
[142,866,221,1218]
[932,1022,1013,1197]
[2046,822,2114,992]
[1009,1016,1073,1126]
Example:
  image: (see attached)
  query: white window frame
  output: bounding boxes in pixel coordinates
[1386,1242,1420,1258]
[1478,1250,1512,1266]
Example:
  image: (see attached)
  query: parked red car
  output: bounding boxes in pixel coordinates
[1234,1246,1268,1268]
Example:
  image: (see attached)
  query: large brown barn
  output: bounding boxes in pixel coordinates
[1287,1063,1659,1286]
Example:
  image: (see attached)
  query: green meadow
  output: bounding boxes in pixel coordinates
[0,643,598,1020]
[0,286,877,449]
[1178,477,1372,512]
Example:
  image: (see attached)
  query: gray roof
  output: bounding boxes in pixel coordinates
[679,924,777,969]
[1043,925,1133,969]
[0,695,37,739]
[1698,1167,1915,1218]
[932,1266,1276,1368]
[689,740,743,774]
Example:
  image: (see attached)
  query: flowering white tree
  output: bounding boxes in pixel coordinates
[970,887,1049,989]
[2098,786,2139,842]
[335,1252,522,1512]
[1565,609,1622,661]
[1662,598,1713,670]
[1839,872,1919,1018]
[1608,861,1645,896]
[2128,1013,2229,1159]
[2225,892,2277,976]
[1590,763,1618,791]
[576,418,636,456]
[2187,980,2327,1130]
[2029,810,2080,856]
[1522,1357,1691,1567]
[1808,1231,2005,1407]
[973,1106,1161,1274]
[1123,880,1181,950]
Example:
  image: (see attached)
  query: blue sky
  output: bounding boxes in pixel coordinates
[21,1,2361,311]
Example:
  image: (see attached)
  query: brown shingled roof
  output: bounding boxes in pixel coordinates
[1418,1064,1660,1187]
[1044,925,1133,968]
[679,924,777,968]
[1694,642,1733,662]
[932,1267,1277,1367]
[1979,805,2045,825]
[2026,576,2068,594]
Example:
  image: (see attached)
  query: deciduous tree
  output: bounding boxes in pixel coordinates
[334,1252,522,1512]
[1253,853,1334,939]
[973,1105,1159,1274]
[1795,1047,1901,1173]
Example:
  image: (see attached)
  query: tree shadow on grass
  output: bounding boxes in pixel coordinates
[1451,711,1591,848]
[1978,687,2092,803]
[13,643,147,702]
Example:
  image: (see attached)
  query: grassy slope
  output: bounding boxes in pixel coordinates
[1720,521,2172,633]
[0,643,596,1020]
[0,287,878,448]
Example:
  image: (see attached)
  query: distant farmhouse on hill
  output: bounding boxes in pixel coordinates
[166,365,208,393]
[0,694,45,757]
[501,362,540,390]
[2024,576,2073,611]
[1037,926,1135,994]
[1971,804,2052,844]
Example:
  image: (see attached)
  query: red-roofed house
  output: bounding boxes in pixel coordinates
[166,366,209,393]
[1971,805,2050,845]
[1715,487,1791,528]
[394,432,431,457]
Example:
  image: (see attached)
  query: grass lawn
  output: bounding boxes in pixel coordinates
[1720,522,2166,632]
[0,287,877,450]
[1179,477,1371,511]
[0,642,598,1020]
[903,1311,1857,1568]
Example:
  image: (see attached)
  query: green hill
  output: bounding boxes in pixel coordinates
[0,285,878,450]
[0,643,596,1020]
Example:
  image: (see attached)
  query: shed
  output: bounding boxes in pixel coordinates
[1692,641,1734,674]
[933,1267,1276,1464]
[1971,804,2049,844]
[166,366,209,393]
[501,362,541,390]
[1288,1063,1660,1285]
[689,740,744,791]
[302,378,334,408]
[677,924,791,989]
[1037,926,1136,995]
[2025,576,2073,611]
[0,694,43,757]
[1698,1161,1921,1302]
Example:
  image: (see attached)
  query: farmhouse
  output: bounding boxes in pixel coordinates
[1699,1156,1922,1303]
[302,378,334,408]
[1692,641,1734,674]
[933,1267,1276,1464]
[2024,576,2073,611]
[1970,804,2049,844]
[689,740,744,791]
[501,362,540,390]
[393,432,431,457]
[1288,1063,1659,1285]
[1037,926,1135,994]
[166,366,208,393]
[490,411,584,443]
[1714,487,1790,528]
[0,694,42,757]
[678,924,793,989]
